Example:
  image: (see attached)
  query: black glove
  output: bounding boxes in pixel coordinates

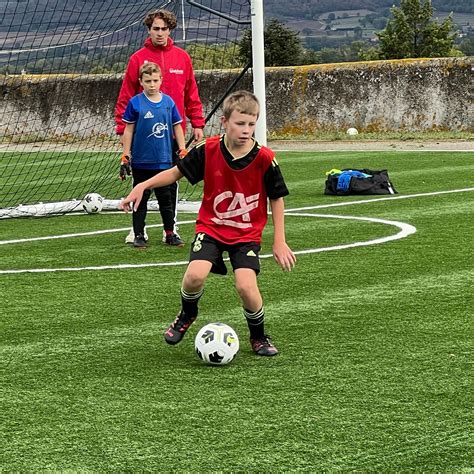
[119,154,131,181]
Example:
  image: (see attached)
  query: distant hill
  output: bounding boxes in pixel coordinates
[264,0,473,19]
[1,0,471,34]
[263,0,473,48]
[1,0,472,26]
[1,0,471,73]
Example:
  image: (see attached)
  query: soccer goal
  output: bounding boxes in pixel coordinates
[0,0,264,218]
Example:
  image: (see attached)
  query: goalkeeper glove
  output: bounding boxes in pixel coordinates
[177,149,188,159]
[119,154,132,181]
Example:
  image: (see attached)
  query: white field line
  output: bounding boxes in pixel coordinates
[0,220,196,245]
[1,187,472,274]
[272,148,474,153]
[284,213,416,257]
[274,147,473,153]
[1,215,414,275]
[289,187,474,212]
[0,260,192,274]
[0,213,415,274]
[1,187,471,246]
[1,146,473,153]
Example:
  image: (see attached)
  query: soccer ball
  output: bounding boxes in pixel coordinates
[346,127,359,136]
[82,193,104,214]
[195,323,239,366]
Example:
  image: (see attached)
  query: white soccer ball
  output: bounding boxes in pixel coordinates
[82,193,104,214]
[195,322,239,366]
[346,127,359,136]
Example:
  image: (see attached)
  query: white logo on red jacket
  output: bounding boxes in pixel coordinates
[211,191,259,228]
[169,68,184,74]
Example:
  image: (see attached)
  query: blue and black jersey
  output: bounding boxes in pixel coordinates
[123,92,182,170]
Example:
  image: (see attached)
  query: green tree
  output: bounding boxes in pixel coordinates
[376,0,460,59]
[89,65,110,74]
[358,45,383,61]
[459,37,474,56]
[238,18,303,67]
[186,43,242,70]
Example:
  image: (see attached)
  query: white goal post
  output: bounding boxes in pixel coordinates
[251,0,267,146]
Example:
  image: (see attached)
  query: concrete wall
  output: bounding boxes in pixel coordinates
[263,57,473,134]
[1,57,472,141]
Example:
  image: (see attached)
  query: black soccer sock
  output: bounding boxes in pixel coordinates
[181,287,203,319]
[243,306,265,339]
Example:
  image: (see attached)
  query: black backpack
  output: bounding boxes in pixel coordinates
[324,169,397,196]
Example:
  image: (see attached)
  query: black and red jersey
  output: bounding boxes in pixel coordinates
[177,135,289,245]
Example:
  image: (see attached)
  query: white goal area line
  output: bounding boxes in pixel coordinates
[0,187,472,274]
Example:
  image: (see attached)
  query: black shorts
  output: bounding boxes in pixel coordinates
[189,233,261,275]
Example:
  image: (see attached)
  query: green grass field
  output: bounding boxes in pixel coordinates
[1,150,473,471]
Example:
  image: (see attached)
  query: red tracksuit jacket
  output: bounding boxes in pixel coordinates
[114,37,205,135]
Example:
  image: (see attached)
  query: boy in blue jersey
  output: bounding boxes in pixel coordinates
[122,62,187,248]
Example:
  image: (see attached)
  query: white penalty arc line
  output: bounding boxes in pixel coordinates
[283,213,416,257]
[0,214,416,274]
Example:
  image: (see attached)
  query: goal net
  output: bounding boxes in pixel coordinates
[0,0,251,217]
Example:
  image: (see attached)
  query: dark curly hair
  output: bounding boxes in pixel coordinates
[143,10,177,30]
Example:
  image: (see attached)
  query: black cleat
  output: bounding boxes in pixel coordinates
[250,334,279,356]
[165,233,185,247]
[164,312,196,345]
[133,234,147,248]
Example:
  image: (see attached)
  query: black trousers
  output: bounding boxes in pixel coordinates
[132,168,175,236]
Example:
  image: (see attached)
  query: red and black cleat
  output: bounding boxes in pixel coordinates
[250,335,279,356]
[164,312,196,345]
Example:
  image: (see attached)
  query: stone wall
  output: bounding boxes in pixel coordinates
[263,57,473,134]
[1,57,472,141]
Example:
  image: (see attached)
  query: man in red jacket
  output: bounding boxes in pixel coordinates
[115,9,205,244]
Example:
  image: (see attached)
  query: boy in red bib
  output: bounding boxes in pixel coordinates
[120,91,296,356]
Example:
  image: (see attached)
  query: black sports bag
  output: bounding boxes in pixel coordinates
[324,168,397,196]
